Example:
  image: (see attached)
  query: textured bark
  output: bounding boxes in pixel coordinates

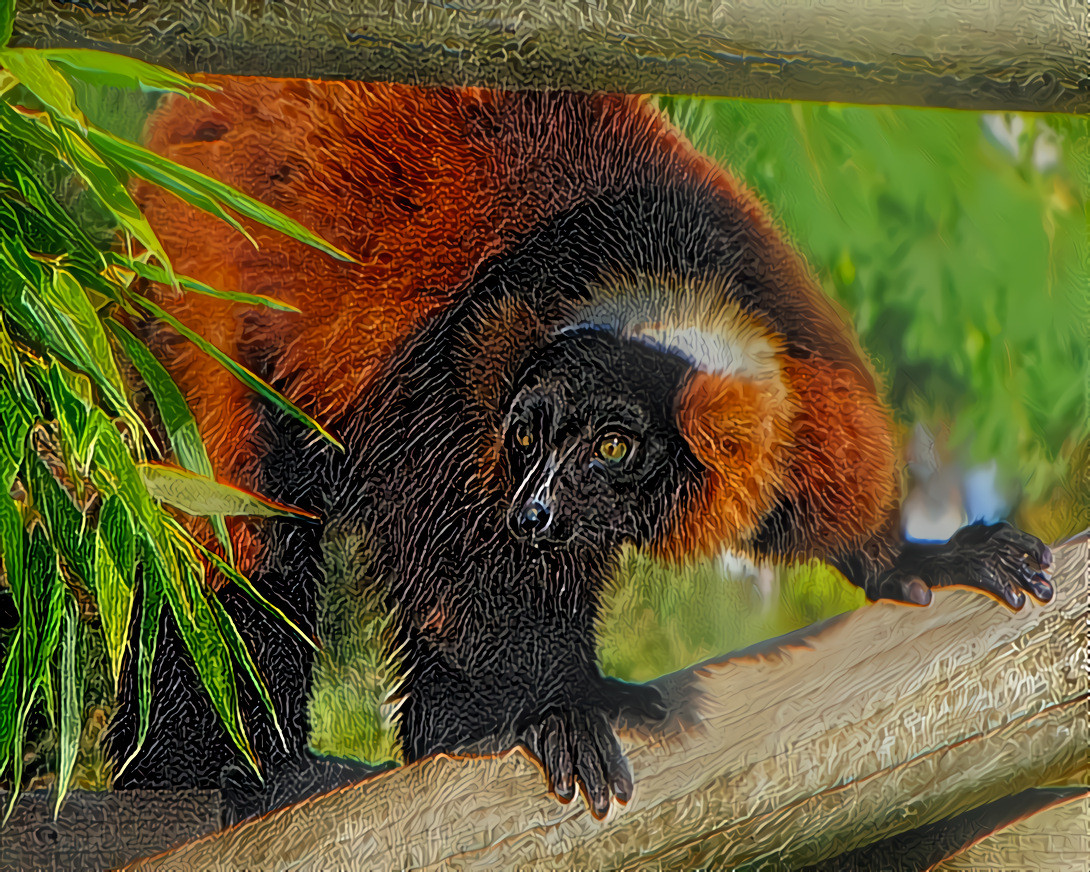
[11,1,1090,112]
[126,535,1088,870]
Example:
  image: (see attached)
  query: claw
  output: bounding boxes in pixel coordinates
[1023,573,1054,604]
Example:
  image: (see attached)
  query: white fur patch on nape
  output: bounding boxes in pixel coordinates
[562,272,784,383]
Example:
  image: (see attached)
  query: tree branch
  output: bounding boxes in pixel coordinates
[126,534,1089,870]
[12,1,1090,112]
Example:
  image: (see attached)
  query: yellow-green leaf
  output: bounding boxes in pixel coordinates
[0,49,87,131]
[38,48,212,97]
[139,463,318,520]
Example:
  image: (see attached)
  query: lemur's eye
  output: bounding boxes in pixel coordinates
[597,432,631,464]
[514,421,534,449]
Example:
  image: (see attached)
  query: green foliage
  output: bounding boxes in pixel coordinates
[0,40,347,811]
[598,552,865,684]
[659,98,1088,511]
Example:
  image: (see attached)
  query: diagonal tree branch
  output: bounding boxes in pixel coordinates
[125,534,1089,870]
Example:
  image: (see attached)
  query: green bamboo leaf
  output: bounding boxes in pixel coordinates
[0,237,135,418]
[0,381,30,493]
[3,103,171,273]
[183,529,317,652]
[0,0,14,47]
[0,134,109,267]
[46,363,92,452]
[94,526,134,690]
[95,134,259,248]
[0,498,21,788]
[0,321,38,417]
[160,541,260,778]
[140,463,318,520]
[37,49,213,97]
[110,254,301,312]
[54,599,81,817]
[0,49,87,131]
[105,320,211,475]
[25,519,68,674]
[97,495,135,586]
[116,537,163,774]
[27,454,95,591]
[52,123,169,267]
[0,195,115,304]
[106,319,234,561]
[43,265,132,416]
[85,126,356,263]
[132,292,342,448]
[207,595,284,747]
[83,405,151,516]
[8,527,66,809]
[0,626,19,783]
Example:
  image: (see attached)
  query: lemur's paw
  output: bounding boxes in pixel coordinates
[520,707,632,818]
[879,522,1053,610]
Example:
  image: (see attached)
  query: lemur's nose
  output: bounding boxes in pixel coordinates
[516,499,552,537]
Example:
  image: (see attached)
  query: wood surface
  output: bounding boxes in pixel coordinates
[125,535,1089,870]
[0,789,221,871]
[11,1,1090,112]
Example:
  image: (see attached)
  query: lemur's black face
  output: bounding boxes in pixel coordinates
[503,331,699,551]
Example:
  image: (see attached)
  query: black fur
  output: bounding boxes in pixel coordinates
[112,166,1054,824]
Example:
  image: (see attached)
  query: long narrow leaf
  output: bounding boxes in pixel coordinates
[132,292,341,448]
[8,528,67,817]
[182,528,317,653]
[3,103,171,273]
[94,525,134,690]
[38,49,213,97]
[0,131,110,267]
[160,539,260,779]
[0,380,30,493]
[110,254,300,312]
[207,595,285,748]
[0,626,20,783]
[140,463,318,520]
[26,453,95,590]
[0,49,87,131]
[0,237,135,418]
[52,122,170,270]
[0,495,24,781]
[107,318,235,559]
[85,126,356,263]
[114,541,163,776]
[54,599,81,817]
[0,0,14,47]
[105,320,213,477]
[0,196,117,305]
[0,321,39,419]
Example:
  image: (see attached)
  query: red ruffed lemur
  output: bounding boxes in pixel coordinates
[108,77,1054,822]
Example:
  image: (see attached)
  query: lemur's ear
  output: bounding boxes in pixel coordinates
[564,272,796,562]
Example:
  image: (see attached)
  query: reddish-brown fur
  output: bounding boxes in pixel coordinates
[138,76,896,575]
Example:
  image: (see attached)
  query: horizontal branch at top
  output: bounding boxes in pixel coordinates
[11,0,1090,113]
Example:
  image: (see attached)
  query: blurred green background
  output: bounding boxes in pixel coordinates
[313,98,1090,764]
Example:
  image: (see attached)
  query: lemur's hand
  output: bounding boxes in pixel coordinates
[874,522,1053,609]
[518,676,666,817]
[520,706,632,818]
